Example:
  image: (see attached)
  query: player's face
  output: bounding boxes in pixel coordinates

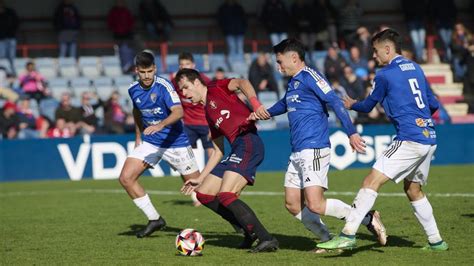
[136,65,157,87]
[372,41,391,66]
[179,59,195,70]
[178,77,201,103]
[275,52,297,77]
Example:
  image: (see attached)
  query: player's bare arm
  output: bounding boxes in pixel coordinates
[133,108,143,147]
[181,136,224,195]
[343,95,357,110]
[143,105,184,135]
[349,133,367,153]
[228,78,271,120]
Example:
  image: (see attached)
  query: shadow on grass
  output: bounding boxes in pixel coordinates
[461,213,474,218]
[322,233,416,258]
[117,224,182,237]
[162,199,194,206]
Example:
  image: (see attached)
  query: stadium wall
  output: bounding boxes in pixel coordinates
[1,124,473,182]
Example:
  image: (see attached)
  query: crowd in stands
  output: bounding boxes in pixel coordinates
[0,0,473,140]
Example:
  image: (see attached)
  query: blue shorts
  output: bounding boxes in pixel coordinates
[184,125,213,149]
[210,131,264,185]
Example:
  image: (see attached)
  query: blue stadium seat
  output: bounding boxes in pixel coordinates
[79,56,101,78]
[209,54,229,72]
[165,54,179,73]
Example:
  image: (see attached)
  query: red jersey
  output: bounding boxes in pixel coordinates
[205,79,257,143]
[172,73,210,126]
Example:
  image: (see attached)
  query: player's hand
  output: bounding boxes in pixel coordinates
[254,105,271,120]
[247,112,257,121]
[143,124,164,135]
[343,95,357,110]
[349,133,366,154]
[181,179,201,195]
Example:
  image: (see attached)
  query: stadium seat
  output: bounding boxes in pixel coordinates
[94,77,115,100]
[14,58,31,76]
[70,77,93,97]
[39,98,59,121]
[102,55,123,77]
[0,58,13,75]
[79,56,101,78]
[193,54,207,72]
[115,75,135,96]
[48,78,70,99]
[101,55,120,66]
[258,91,279,105]
[58,57,79,78]
[165,54,179,73]
[209,54,229,72]
[34,57,58,79]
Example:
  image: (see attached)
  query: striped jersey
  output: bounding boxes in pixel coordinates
[268,66,356,152]
[128,76,190,148]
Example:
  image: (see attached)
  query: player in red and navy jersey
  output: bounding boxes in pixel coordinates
[171,52,214,159]
[175,68,279,253]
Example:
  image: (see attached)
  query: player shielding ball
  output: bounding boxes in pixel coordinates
[176,69,279,253]
[251,38,387,251]
[118,51,200,238]
[318,29,448,251]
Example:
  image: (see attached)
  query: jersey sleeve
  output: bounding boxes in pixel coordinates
[268,93,287,117]
[160,79,182,109]
[425,80,440,114]
[352,73,387,113]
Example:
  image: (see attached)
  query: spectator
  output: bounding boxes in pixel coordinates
[17,97,40,139]
[248,52,279,99]
[336,0,363,48]
[18,61,47,104]
[429,0,457,62]
[108,0,135,42]
[259,0,289,47]
[324,45,347,82]
[217,0,247,57]
[348,46,369,80]
[0,101,19,139]
[53,0,81,58]
[104,91,126,134]
[0,1,19,75]
[311,0,334,50]
[213,67,226,81]
[354,26,372,61]
[79,91,103,134]
[47,118,72,138]
[139,0,173,42]
[341,66,366,101]
[462,37,474,113]
[451,23,472,82]
[54,92,81,135]
[401,0,427,62]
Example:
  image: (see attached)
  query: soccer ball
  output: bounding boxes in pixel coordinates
[175,228,205,256]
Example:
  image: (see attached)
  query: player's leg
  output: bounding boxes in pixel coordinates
[119,142,166,238]
[404,145,448,251]
[218,170,278,252]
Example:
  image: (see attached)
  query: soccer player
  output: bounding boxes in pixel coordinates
[252,38,387,250]
[317,29,448,251]
[172,52,214,159]
[175,68,279,253]
[118,51,200,238]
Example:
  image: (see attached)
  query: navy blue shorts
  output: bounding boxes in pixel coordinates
[210,131,264,185]
[184,125,213,149]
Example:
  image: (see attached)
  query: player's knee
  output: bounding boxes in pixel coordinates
[118,174,132,187]
[285,201,300,215]
[217,192,238,207]
[306,201,325,215]
[404,185,424,201]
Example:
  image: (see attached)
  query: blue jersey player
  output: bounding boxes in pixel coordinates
[118,51,200,238]
[252,38,387,252]
[318,29,448,251]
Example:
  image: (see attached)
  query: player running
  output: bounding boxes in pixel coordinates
[176,68,279,253]
[118,51,200,238]
[251,38,387,251]
[318,29,448,251]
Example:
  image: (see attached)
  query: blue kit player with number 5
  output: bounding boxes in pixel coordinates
[318,29,448,251]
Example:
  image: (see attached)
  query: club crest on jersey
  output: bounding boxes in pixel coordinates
[209,100,217,109]
[135,98,141,104]
[150,93,157,103]
[294,81,300,89]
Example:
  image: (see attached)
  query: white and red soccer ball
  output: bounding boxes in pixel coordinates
[175,228,205,256]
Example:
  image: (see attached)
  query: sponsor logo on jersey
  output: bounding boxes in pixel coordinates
[294,81,300,89]
[220,110,230,119]
[136,98,141,103]
[209,100,217,109]
[287,94,301,103]
[416,118,434,127]
[317,79,331,94]
[422,129,430,138]
[150,93,157,103]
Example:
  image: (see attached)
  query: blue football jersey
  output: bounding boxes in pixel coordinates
[358,56,438,144]
[268,66,356,152]
[128,76,190,148]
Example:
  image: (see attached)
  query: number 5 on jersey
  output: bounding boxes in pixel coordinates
[408,78,425,109]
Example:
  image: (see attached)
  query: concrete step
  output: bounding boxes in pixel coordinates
[444,103,469,116]
[431,83,463,96]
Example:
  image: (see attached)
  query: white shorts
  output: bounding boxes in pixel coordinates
[284,148,330,189]
[373,140,436,186]
[128,141,199,176]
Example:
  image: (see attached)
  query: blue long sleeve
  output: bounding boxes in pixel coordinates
[426,83,440,115]
[268,98,287,117]
[351,96,378,113]
[328,96,357,136]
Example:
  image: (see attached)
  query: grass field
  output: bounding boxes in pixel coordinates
[2,165,474,265]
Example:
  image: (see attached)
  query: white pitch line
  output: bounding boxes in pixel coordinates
[1,189,474,198]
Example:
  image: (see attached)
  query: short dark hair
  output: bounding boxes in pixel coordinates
[175,68,205,86]
[371,29,402,54]
[178,52,194,62]
[273,38,305,61]
[134,51,155,68]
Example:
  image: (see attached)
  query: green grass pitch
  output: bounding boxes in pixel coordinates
[1,165,473,264]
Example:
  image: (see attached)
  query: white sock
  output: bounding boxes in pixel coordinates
[343,188,378,235]
[133,194,160,221]
[324,199,350,219]
[411,196,442,244]
[295,207,331,241]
